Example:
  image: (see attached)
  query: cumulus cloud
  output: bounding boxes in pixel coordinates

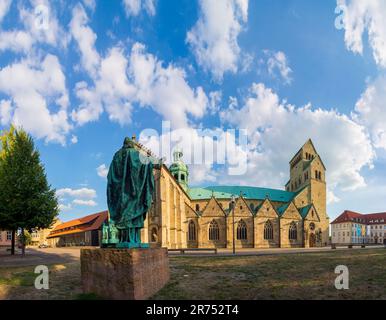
[72,199,97,206]
[96,164,108,178]
[265,50,293,84]
[129,43,208,127]
[70,6,208,129]
[337,0,386,67]
[70,3,100,78]
[0,0,12,24]
[186,0,249,80]
[0,54,72,144]
[56,187,98,211]
[220,83,375,192]
[353,75,386,150]
[122,0,156,17]
[56,187,97,199]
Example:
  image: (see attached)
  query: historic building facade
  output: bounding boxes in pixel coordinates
[143,139,330,249]
[331,210,386,245]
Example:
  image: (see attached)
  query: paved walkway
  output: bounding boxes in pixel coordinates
[1,245,385,267]
[0,247,81,267]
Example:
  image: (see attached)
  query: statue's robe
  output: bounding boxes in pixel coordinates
[107,147,154,230]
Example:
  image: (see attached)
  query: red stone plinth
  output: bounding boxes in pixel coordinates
[80,247,169,300]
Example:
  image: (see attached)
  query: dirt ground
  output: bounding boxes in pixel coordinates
[1,247,386,300]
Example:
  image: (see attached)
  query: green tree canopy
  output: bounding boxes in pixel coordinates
[0,127,58,254]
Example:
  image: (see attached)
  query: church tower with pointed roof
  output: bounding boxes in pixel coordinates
[169,148,189,192]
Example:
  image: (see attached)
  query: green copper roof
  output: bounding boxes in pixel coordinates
[188,186,296,203]
[277,202,292,216]
[298,204,312,218]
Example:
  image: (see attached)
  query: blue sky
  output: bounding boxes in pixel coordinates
[1,0,386,222]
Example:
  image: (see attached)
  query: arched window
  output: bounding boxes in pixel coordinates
[181,174,185,181]
[188,220,196,241]
[264,220,273,240]
[309,222,315,231]
[237,220,247,240]
[195,204,200,212]
[209,220,220,241]
[151,227,158,242]
[250,203,254,212]
[289,222,297,240]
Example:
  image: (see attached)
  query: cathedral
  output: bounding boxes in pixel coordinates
[142,139,330,249]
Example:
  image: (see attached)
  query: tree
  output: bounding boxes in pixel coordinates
[0,127,58,255]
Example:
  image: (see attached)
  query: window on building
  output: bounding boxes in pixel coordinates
[237,220,247,240]
[289,222,297,240]
[209,220,220,241]
[309,222,315,231]
[188,220,196,241]
[174,174,178,180]
[264,220,274,240]
[6,231,12,241]
[250,203,254,212]
[195,204,200,212]
[181,174,185,181]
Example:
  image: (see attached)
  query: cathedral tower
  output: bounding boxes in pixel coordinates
[169,148,189,191]
[286,139,329,244]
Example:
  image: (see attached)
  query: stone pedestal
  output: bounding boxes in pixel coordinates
[80,247,169,300]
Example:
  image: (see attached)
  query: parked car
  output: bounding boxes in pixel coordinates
[38,243,50,248]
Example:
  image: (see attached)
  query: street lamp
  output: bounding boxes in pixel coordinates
[231,195,236,255]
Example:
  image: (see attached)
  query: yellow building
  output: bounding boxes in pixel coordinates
[142,139,330,249]
[30,219,63,247]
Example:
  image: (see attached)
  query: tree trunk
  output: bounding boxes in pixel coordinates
[11,229,15,255]
[21,227,25,256]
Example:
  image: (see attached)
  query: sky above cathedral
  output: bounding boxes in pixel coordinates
[1,0,386,222]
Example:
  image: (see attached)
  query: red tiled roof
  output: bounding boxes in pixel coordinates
[47,210,108,238]
[331,210,386,225]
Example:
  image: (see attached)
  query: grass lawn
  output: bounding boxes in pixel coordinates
[152,249,386,300]
[1,249,385,299]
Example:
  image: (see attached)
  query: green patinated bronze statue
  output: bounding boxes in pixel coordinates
[102,137,160,248]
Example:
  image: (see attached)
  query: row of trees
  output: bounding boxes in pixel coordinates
[0,126,58,255]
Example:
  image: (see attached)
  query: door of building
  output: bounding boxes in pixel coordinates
[91,230,99,246]
[309,233,316,247]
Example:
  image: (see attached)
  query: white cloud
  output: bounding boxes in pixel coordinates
[0,30,33,53]
[0,0,68,53]
[82,0,96,11]
[0,99,12,125]
[265,50,293,84]
[0,54,72,144]
[0,0,12,24]
[129,43,208,128]
[186,0,249,80]
[327,189,341,204]
[220,83,375,192]
[337,0,386,67]
[353,75,386,150]
[21,0,68,48]
[58,203,72,212]
[96,164,108,178]
[122,0,156,17]
[70,7,208,129]
[56,187,97,199]
[72,47,135,125]
[70,3,100,77]
[72,199,97,206]
[70,135,78,144]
